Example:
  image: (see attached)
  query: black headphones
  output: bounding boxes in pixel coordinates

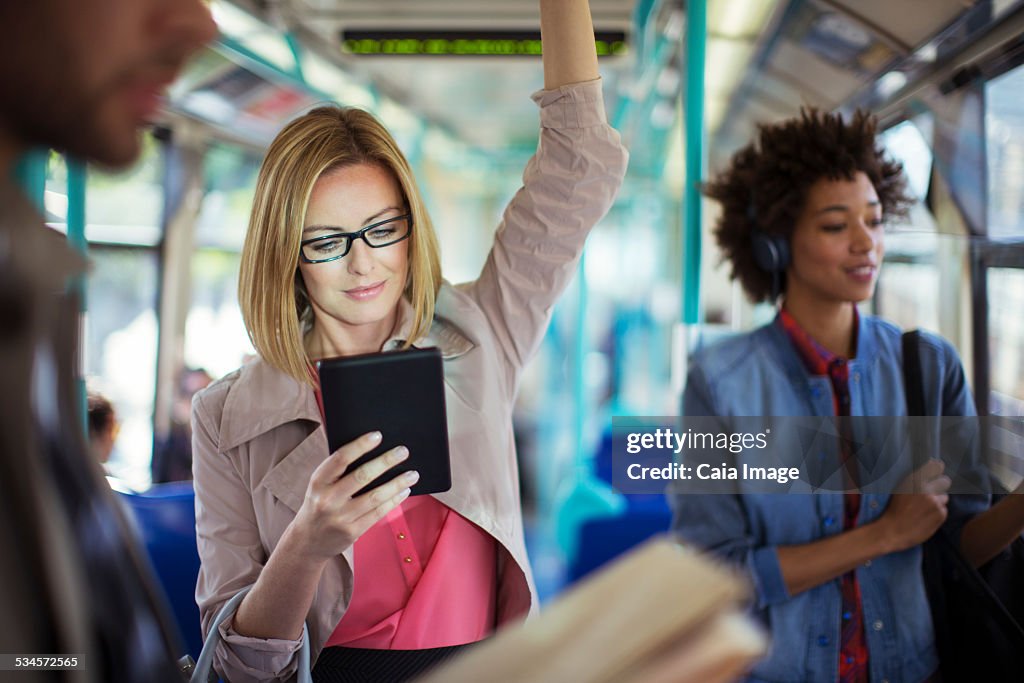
[748,195,790,299]
[751,230,790,273]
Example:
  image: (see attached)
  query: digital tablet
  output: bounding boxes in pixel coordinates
[317,347,451,496]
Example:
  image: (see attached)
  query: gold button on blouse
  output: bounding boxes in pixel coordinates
[397,532,407,540]
[404,556,413,563]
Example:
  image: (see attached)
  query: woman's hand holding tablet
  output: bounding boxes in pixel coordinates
[291,430,419,561]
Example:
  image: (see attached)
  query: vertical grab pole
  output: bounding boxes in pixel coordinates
[672,0,706,405]
[572,253,587,478]
[67,158,88,432]
[683,0,706,325]
[555,251,624,559]
[14,149,47,211]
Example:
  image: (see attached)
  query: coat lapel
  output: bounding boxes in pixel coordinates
[259,426,329,514]
[384,291,475,359]
[219,359,321,451]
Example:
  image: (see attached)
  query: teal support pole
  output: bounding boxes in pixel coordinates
[67,159,87,257]
[217,36,325,99]
[67,158,88,433]
[683,0,706,324]
[284,32,307,84]
[572,254,588,464]
[553,255,624,558]
[14,148,47,212]
[631,0,658,69]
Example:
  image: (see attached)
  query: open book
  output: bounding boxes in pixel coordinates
[416,537,766,683]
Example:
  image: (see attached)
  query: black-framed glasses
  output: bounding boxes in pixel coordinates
[300,213,412,264]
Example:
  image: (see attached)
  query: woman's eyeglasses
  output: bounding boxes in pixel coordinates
[300,214,412,264]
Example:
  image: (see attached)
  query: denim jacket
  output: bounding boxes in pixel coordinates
[670,314,986,683]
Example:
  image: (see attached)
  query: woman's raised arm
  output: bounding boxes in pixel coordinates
[457,0,626,399]
[540,0,600,89]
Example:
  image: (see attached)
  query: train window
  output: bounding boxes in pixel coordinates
[987,64,1024,417]
[187,143,260,380]
[877,118,942,333]
[988,268,1024,415]
[987,65,1024,238]
[42,144,163,487]
[877,258,940,333]
[881,119,932,201]
[82,133,164,487]
[84,133,163,245]
[44,151,68,230]
[86,247,160,487]
[195,143,259,250]
[186,249,254,380]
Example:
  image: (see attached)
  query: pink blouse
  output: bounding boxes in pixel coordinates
[314,383,497,650]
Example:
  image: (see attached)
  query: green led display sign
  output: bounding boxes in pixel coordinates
[340,30,628,57]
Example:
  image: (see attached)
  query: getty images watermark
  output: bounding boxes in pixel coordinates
[611,416,1016,495]
[623,426,801,484]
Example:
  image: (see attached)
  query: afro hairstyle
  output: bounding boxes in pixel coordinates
[704,107,915,303]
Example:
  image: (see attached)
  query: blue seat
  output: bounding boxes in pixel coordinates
[563,426,675,582]
[117,481,203,661]
[567,506,672,582]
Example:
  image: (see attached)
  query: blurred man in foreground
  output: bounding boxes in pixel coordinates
[0,1,216,680]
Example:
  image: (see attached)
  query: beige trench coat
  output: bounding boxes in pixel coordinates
[193,78,628,682]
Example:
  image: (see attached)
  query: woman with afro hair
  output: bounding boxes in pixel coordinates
[670,108,1024,682]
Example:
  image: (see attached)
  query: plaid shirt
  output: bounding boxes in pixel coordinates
[779,308,868,683]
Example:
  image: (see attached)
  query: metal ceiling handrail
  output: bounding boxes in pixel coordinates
[857,1,1024,126]
[288,0,633,22]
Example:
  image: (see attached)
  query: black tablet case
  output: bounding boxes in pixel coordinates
[317,347,452,496]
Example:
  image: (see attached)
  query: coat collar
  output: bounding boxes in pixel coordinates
[218,359,319,452]
[218,291,474,452]
[381,291,475,358]
[764,309,877,384]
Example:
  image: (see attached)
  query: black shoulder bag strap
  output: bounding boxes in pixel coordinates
[902,332,954,675]
[901,330,926,417]
[902,330,1024,679]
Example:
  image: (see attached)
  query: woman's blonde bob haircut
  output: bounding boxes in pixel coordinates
[239,105,442,386]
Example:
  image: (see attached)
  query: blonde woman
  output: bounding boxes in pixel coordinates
[191,1,628,681]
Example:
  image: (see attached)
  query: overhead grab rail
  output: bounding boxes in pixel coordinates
[853,1,1024,125]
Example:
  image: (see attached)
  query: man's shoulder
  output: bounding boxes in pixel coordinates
[0,179,87,287]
